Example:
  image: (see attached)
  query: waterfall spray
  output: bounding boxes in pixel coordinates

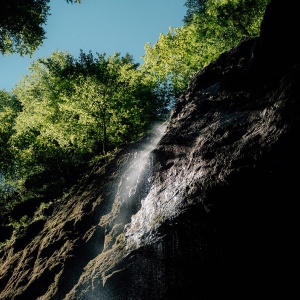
[102,121,167,243]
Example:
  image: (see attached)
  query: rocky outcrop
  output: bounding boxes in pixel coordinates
[1,0,299,299]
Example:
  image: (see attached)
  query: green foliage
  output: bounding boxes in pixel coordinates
[0,90,22,203]
[0,0,81,56]
[5,50,163,201]
[0,90,21,169]
[142,0,270,98]
[184,0,207,24]
[8,215,30,230]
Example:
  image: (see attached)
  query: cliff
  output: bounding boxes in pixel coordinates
[0,0,299,299]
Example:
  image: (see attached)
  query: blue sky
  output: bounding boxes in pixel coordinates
[0,0,187,92]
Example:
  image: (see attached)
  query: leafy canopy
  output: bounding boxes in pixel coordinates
[0,0,81,56]
[0,90,22,204]
[1,50,165,203]
[142,0,271,97]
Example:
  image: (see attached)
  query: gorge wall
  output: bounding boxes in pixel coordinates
[0,0,299,299]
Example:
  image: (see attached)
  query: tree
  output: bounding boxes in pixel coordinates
[184,0,207,24]
[0,90,22,204]
[0,0,81,56]
[142,0,270,99]
[6,50,164,201]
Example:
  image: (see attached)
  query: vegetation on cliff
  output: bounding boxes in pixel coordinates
[0,0,270,235]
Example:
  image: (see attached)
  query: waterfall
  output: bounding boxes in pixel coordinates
[102,121,167,243]
[118,122,167,204]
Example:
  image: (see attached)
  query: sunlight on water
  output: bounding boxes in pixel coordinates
[105,121,168,230]
[119,121,167,201]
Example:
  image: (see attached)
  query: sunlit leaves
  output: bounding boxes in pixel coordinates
[143,0,270,98]
[4,50,163,200]
[0,90,22,202]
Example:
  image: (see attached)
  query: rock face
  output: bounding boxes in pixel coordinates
[1,1,299,299]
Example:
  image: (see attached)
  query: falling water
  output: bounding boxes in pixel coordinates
[109,121,167,228]
[100,122,167,246]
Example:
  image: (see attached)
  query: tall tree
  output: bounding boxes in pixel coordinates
[6,50,164,201]
[0,0,81,56]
